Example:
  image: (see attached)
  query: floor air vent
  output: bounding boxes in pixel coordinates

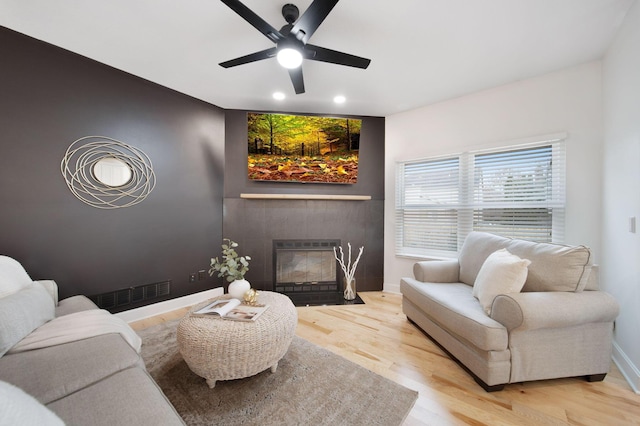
[90,280,171,310]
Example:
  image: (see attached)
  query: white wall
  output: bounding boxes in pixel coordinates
[384,61,603,292]
[603,0,640,393]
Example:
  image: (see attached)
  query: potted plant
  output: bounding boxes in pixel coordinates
[209,238,251,299]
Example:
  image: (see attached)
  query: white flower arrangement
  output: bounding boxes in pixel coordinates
[333,242,364,300]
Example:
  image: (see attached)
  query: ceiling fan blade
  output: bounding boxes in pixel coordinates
[288,67,305,94]
[220,0,284,43]
[219,47,277,68]
[305,44,371,69]
[291,0,339,44]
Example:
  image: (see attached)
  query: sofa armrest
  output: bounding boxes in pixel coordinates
[413,260,460,282]
[56,295,99,317]
[34,279,58,306]
[491,291,619,331]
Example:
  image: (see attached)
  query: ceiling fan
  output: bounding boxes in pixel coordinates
[219,0,371,95]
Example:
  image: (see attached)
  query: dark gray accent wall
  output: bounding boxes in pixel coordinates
[0,27,225,310]
[223,110,385,292]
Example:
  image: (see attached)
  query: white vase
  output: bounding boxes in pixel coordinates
[228,279,250,300]
[343,277,356,301]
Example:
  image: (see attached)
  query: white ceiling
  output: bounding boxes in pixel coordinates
[0,0,634,117]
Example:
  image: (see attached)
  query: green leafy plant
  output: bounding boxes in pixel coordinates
[209,238,251,282]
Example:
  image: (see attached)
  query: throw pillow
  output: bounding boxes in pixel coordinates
[0,381,65,426]
[0,284,55,357]
[473,248,531,315]
[0,256,33,299]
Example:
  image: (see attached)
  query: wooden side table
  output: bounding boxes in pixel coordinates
[177,291,297,388]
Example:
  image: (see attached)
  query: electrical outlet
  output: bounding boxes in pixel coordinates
[189,273,196,283]
[198,270,206,281]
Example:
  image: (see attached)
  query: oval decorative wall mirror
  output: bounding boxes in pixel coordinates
[61,136,156,209]
[92,157,133,187]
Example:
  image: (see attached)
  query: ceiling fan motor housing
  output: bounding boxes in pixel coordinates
[282,4,299,24]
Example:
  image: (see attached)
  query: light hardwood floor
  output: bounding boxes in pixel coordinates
[131,291,640,426]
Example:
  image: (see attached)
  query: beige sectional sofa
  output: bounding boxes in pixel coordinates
[0,256,185,425]
[400,232,619,391]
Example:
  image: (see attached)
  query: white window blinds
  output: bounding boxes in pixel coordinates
[396,138,565,258]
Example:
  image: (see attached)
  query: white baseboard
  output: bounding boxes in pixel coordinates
[612,341,640,394]
[383,281,401,294]
[115,287,224,324]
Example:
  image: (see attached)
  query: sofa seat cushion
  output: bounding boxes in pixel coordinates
[47,367,185,426]
[400,278,508,351]
[459,231,591,292]
[0,333,143,404]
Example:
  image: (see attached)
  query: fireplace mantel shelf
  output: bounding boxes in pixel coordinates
[240,193,371,201]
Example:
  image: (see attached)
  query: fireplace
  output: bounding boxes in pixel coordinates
[273,239,342,305]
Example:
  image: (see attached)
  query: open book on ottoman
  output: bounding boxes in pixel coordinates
[193,298,268,322]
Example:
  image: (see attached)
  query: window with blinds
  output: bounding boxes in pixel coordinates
[396,138,565,258]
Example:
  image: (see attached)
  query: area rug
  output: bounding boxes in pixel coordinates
[138,319,418,426]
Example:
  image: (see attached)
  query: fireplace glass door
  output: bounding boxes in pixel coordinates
[273,240,340,295]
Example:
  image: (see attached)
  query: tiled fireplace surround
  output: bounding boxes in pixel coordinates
[222,110,385,297]
[222,198,384,294]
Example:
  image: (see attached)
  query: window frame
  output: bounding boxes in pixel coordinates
[395,136,566,259]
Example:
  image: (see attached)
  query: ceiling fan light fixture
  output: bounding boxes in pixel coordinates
[273,92,286,100]
[277,47,303,69]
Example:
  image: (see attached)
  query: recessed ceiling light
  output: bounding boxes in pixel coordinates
[273,92,286,100]
[333,95,346,104]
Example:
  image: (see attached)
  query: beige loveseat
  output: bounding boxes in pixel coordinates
[0,256,185,425]
[400,232,619,391]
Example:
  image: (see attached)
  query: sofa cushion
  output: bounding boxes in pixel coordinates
[0,256,32,299]
[0,380,64,426]
[473,249,530,315]
[459,232,510,286]
[47,367,185,426]
[0,283,55,357]
[0,333,144,404]
[400,278,508,351]
[34,280,59,305]
[505,238,591,292]
[458,232,592,292]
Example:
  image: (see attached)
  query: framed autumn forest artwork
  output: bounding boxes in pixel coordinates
[247,112,362,184]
